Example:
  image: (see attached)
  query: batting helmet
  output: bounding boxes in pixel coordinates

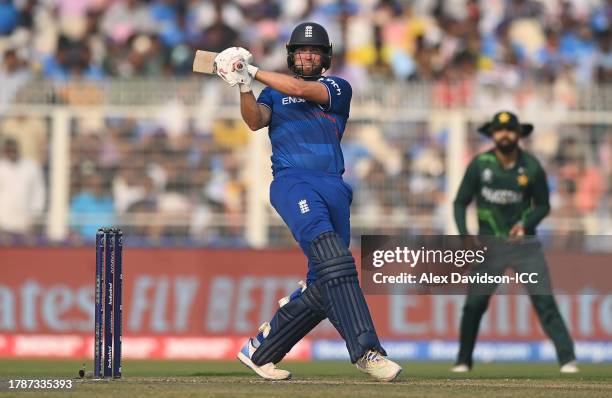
[286,22,332,79]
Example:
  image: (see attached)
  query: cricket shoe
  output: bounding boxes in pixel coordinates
[237,322,291,381]
[451,364,471,373]
[560,361,579,374]
[355,350,402,382]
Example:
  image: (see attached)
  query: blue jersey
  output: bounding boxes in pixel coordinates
[257,76,352,176]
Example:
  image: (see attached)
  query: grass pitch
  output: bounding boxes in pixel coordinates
[0,360,610,398]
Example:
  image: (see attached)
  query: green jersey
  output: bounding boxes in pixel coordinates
[454,149,550,237]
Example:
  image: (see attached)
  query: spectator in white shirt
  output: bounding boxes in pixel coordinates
[0,139,46,235]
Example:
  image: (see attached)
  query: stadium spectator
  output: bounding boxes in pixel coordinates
[549,178,585,248]
[69,171,116,241]
[0,138,45,235]
[126,174,163,240]
[113,164,148,215]
[193,1,240,53]
[100,0,156,44]
[0,0,18,35]
[0,114,47,164]
[0,49,30,113]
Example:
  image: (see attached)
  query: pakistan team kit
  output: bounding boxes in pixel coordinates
[453,112,577,373]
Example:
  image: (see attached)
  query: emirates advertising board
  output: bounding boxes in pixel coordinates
[1,246,611,362]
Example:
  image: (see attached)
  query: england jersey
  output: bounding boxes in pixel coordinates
[257,76,352,176]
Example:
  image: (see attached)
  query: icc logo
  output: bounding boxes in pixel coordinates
[305,25,312,38]
[482,168,493,183]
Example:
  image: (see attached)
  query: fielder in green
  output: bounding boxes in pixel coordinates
[452,111,578,373]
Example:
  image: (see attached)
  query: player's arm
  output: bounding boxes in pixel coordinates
[453,159,479,235]
[522,165,551,231]
[239,90,271,131]
[210,47,272,131]
[253,70,329,105]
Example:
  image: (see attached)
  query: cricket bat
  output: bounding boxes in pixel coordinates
[193,50,218,74]
[193,50,246,75]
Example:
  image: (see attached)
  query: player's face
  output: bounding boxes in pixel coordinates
[294,46,323,76]
[492,128,519,154]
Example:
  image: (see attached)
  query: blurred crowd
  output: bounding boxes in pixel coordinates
[0,112,253,245]
[0,0,611,246]
[345,119,612,242]
[66,116,250,245]
[0,111,610,246]
[0,0,610,90]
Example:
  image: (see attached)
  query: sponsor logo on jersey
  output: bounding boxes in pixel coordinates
[324,78,342,95]
[481,186,523,204]
[282,96,307,105]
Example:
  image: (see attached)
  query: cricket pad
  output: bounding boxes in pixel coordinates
[251,282,326,366]
[310,231,386,363]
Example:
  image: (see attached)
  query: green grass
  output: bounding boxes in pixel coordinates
[0,360,611,398]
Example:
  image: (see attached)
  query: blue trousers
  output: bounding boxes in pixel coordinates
[270,169,353,284]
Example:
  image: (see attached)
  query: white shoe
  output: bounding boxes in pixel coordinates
[451,364,471,373]
[560,361,579,374]
[355,350,402,382]
[237,323,291,381]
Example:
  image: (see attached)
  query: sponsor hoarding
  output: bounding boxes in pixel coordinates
[1,248,610,361]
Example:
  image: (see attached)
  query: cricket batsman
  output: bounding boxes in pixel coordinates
[211,22,402,381]
[452,111,578,373]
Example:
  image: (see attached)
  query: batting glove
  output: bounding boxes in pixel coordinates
[215,47,255,87]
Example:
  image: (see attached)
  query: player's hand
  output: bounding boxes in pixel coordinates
[461,235,483,251]
[233,47,259,78]
[235,47,253,64]
[460,235,484,269]
[235,49,260,93]
[508,223,525,243]
[214,47,259,91]
[237,63,258,93]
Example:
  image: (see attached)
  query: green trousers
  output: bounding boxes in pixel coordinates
[456,240,576,367]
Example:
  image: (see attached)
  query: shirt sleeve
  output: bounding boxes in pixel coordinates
[256,87,273,110]
[318,76,352,116]
[522,163,551,231]
[453,158,480,235]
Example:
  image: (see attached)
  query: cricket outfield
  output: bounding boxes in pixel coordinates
[0,360,610,398]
